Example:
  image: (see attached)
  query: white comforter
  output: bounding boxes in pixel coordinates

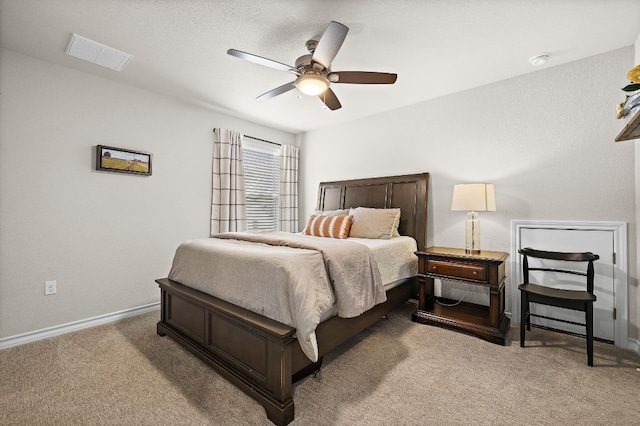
[167,231,386,361]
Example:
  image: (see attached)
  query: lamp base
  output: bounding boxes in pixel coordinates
[465,211,481,253]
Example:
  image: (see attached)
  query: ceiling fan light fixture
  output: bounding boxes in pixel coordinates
[296,74,330,96]
[227,21,395,111]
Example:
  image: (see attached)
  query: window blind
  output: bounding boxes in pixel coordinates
[242,140,280,231]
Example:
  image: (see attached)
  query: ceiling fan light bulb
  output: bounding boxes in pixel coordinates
[296,74,329,96]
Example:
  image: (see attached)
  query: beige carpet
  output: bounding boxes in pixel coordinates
[1,302,638,425]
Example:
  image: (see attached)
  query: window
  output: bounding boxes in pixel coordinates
[242,138,280,231]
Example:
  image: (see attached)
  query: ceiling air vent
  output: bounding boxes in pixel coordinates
[64,33,133,72]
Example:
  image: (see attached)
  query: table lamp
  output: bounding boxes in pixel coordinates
[451,183,496,253]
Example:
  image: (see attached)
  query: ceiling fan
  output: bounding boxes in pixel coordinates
[227,21,397,111]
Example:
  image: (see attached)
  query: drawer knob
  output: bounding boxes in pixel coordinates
[472,271,478,275]
[432,266,437,271]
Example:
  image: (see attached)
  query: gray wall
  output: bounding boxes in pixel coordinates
[0,48,296,338]
[300,47,639,343]
[2,44,638,349]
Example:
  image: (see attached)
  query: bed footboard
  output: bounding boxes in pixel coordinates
[156,277,414,425]
[156,278,296,426]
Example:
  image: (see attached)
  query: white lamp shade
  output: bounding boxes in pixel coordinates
[451,183,496,212]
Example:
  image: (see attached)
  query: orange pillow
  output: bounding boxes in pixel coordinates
[303,214,354,239]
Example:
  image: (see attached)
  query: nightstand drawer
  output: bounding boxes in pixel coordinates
[426,260,487,282]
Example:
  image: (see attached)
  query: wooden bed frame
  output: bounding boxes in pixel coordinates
[156,172,429,425]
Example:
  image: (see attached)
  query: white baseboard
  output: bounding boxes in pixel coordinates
[0,302,160,350]
[4,304,638,357]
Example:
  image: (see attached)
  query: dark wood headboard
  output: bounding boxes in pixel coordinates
[317,173,429,250]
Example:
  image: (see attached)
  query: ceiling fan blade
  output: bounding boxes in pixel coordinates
[256,81,297,100]
[227,49,298,74]
[329,71,397,84]
[311,21,349,69]
[319,88,342,110]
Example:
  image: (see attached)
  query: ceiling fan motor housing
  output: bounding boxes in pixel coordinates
[295,54,329,76]
[294,54,313,69]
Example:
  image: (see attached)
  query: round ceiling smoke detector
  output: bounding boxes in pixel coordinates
[529,53,549,66]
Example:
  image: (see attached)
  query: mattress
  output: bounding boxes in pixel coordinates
[318,235,418,322]
[350,236,418,287]
[167,232,418,361]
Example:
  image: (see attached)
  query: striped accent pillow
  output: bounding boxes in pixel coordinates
[303,214,354,239]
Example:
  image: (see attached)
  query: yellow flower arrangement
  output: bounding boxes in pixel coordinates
[628,65,640,84]
[622,65,640,92]
[617,64,640,119]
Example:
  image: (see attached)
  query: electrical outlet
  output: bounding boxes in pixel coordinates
[45,280,57,295]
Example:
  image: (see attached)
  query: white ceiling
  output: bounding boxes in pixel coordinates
[2,1,640,134]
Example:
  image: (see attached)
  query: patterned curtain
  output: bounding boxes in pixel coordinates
[279,144,299,232]
[211,128,247,235]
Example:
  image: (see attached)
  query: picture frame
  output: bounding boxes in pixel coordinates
[96,145,152,176]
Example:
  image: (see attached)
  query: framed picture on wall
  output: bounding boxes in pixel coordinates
[96,145,152,176]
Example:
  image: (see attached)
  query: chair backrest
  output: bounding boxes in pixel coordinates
[518,247,599,294]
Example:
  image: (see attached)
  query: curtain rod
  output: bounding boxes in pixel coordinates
[213,128,281,146]
[244,135,281,146]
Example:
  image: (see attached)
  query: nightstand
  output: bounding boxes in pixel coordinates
[411,246,510,345]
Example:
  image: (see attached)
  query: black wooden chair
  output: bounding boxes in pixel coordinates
[518,247,599,366]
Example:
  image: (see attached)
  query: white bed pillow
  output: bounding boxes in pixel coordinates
[348,207,401,239]
[313,208,349,216]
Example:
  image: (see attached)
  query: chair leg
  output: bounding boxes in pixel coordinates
[520,292,527,348]
[586,303,594,367]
